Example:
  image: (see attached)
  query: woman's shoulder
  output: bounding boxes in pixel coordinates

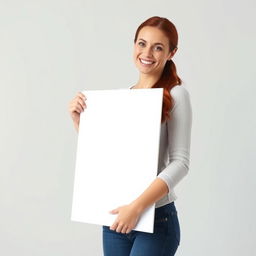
[170,84,189,93]
[170,84,191,102]
[128,84,191,100]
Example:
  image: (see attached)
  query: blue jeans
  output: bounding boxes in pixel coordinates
[102,201,180,256]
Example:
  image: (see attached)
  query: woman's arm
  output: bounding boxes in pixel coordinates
[130,85,193,213]
[130,177,169,213]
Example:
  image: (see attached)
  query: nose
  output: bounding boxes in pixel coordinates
[143,46,153,58]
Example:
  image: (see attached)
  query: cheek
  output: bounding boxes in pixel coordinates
[134,47,141,56]
[157,55,167,64]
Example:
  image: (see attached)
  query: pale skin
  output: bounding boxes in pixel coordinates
[68,25,178,234]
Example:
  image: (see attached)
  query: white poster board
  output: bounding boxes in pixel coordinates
[71,88,163,233]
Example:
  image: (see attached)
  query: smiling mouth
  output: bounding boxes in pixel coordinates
[139,58,155,66]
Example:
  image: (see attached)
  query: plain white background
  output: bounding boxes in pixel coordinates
[0,0,255,255]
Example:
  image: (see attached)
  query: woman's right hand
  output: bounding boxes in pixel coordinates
[68,92,87,131]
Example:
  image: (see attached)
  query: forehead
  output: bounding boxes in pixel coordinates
[137,26,169,45]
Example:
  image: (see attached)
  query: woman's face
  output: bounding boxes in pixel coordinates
[133,26,175,76]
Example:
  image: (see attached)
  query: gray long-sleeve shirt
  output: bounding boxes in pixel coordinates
[129,85,193,208]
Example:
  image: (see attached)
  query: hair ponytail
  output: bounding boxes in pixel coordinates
[155,58,182,123]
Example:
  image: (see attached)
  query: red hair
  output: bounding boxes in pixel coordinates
[133,16,182,123]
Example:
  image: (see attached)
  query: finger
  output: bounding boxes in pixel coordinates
[70,103,84,113]
[121,225,129,234]
[73,105,83,113]
[77,92,87,100]
[109,209,118,214]
[117,222,127,233]
[69,98,80,110]
[68,102,83,115]
[125,228,131,234]
[76,94,87,102]
[110,222,118,231]
[77,98,87,109]
[76,99,86,111]
[116,224,123,233]
[69,104,79,113]
[70,100,84,111]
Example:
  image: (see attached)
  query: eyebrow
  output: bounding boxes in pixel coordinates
[138,38,164,46]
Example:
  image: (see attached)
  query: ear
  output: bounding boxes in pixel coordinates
[167,47,178,60]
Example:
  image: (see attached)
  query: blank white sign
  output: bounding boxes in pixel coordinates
[71,88,163,233]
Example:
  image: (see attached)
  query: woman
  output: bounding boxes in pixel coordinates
[68,16,192,256]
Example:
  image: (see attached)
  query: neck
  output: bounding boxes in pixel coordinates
[134,72,162,89]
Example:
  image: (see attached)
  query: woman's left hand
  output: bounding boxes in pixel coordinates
[109,203,143,234]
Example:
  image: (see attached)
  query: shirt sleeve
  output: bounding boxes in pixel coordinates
[157,85,192,193]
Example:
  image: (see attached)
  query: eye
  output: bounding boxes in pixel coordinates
[155,46,163,51]
[138,41,145,46]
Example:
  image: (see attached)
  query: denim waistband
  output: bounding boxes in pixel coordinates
[154,201,177,216]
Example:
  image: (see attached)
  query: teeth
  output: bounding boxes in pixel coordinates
[140,58,154,64]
